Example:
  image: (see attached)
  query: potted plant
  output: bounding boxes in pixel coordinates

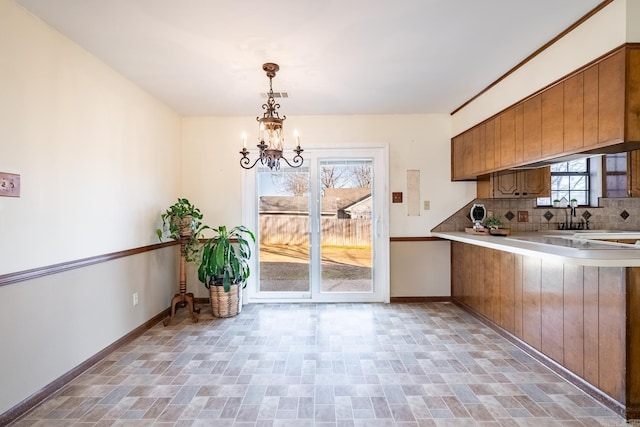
[553,199,561,208]
[197,225,255,318]
[156,198,203,262]
[483,215,510,236]
[483,216,503,229]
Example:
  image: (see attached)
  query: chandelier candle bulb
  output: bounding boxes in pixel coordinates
[294,129,300,148]
[242,132,246,149]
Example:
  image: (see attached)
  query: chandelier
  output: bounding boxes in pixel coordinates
[239,63,304,170]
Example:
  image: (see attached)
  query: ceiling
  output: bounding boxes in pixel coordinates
[16,0,603,116]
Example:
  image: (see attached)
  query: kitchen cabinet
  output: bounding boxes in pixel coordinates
[471,126,484,177]
[597,49,625,146]
[476,166,550,198]
[451,135,463,180]
[514,104,524,164]
[563,72,584,151]
[450,241,640,418]
[484,118,496,172]
[583,64,599,146]
[499,107,516,168]
[522,94,542,162]
[451,131,474,180]
[541,82,564,157]
[451,45,640,181]
[463,131,473,178]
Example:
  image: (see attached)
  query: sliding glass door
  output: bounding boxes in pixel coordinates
[243,146,388,303]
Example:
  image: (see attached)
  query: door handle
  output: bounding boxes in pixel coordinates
[375,218,381,237]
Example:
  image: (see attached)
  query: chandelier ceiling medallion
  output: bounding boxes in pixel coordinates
[239,63,303,170]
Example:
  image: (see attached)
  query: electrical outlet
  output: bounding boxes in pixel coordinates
[132,292,139,306]
[392,192,403,203]
[423,200,430,210]
[517,211,529,222]
[0,172,20,197]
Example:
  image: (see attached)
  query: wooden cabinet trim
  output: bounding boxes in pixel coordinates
[452,44,640,182]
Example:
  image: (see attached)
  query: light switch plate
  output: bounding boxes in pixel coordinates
[392,192,403,203]
[517,210,529,222]
[0,172,20,197]
[423,200,430,210]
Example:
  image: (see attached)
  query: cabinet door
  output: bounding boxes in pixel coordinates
[494,115,502,169]
[485,118,496,172]
[463,131,473,178]
[519,167,551,197]
[564,72,584,152]
[523,94,542,162]
[541,83,564,158]
[583,64,599,147]
[514,104,524,164]
[500,107,516,168]
[494,171,519,197]
[472,126,484,175]
[598,49,625,145]
[490,168,550,198]
[627,49,640,142]
[452,136,464,180]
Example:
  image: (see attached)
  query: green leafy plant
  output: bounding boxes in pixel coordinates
[197,225,256,292]
[483,216,503,229]
[156,198,204,262]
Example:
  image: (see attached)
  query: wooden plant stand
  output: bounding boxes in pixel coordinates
[163,236,199,326]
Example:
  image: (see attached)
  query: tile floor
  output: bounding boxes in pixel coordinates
[11,302,639,426]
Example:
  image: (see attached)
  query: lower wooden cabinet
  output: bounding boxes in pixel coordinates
[476,166,550,198]
[450,241,640,418]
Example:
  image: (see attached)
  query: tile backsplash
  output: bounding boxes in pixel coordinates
[431,198,640,233]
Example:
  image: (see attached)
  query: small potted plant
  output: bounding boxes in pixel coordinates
[156,198,203,262]
[483,216,503,229]
[483,215,510,236]
[553,199,561,208]
[197,225,255,317]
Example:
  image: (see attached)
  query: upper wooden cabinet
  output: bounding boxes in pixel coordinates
[541,83,564,158]
[522,94,542,162]
[451,44,640,181]
[477,167,551,199]
[563,72,584,151]
[598,49,625,145]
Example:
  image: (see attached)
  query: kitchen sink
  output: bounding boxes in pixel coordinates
[506,234,639,250]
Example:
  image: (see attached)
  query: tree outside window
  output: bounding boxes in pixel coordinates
[537,158,590,206]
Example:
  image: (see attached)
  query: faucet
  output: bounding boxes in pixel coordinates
[569,205,576,229]
[558,205,586,230]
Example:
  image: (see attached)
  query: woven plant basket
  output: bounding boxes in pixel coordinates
[209,282,242,318]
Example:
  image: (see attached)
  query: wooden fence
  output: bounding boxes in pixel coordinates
[260,215,372,246]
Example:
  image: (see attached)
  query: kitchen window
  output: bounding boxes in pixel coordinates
[537,158,590,206]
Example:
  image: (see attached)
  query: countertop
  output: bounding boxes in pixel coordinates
[431,230,640,267]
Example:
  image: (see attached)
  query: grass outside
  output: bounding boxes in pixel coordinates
[259,243,372,292]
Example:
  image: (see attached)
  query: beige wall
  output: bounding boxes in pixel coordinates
[9,0,633,417]
[181,115,475,298]
[0,0,181,414]
[390,240,451,297]
[628,0,640,41]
